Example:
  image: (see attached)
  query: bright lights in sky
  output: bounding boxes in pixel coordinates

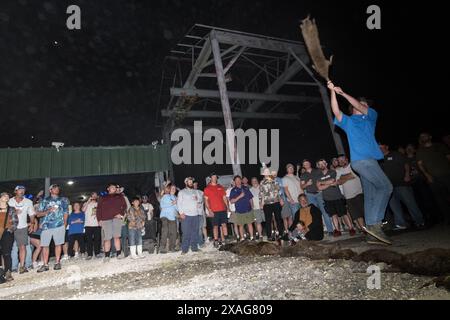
[67,180,75,185]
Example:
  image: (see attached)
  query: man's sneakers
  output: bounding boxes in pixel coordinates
[349,229,356,237]
[53,263,62,270]
[363,224,392,245]
[37,265,50,273]
[19,266,29,274]
[61,255,69,262]
[392,225,407,231]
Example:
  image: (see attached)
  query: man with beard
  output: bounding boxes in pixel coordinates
[177,177,202,254]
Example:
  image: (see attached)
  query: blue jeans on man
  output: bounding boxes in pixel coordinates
[351,159,393,226]
[305,192,334,233]
[12,241,33,271]
[288,202,300,219]
[389,186,424,227]
[181,215,200,253]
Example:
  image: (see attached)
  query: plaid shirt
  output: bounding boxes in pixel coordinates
[125,206,146,230]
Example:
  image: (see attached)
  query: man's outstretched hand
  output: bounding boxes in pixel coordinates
[327,81,335,91]
[334,86,344,95]
[327,81,344,95]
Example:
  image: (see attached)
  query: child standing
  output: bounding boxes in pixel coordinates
[126,197,146,259]
[67,202,86,258]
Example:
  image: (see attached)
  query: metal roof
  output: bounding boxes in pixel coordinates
[0,145,169,182]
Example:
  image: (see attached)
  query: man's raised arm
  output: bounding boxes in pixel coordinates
[332,83,369,115]
[327,81,343,122]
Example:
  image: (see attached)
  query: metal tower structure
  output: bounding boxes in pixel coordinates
[158,24,344,180]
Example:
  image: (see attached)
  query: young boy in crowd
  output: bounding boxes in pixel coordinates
[67,202,86,258]
[126,197,146,259]
[289,221,308,244]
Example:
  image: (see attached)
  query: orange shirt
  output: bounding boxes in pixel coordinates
[204,184,227,212]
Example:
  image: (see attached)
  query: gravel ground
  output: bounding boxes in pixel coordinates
[1,226,450,300]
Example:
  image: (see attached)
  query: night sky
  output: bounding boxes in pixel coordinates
[0,0,448,184]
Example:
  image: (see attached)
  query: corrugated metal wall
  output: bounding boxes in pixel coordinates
[0,145,169,182]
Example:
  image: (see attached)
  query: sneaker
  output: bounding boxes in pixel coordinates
[85,255,93,261]
[53,263,62,270]
[19,266,29,274]
[95,254,103,259]
[363,224,392,245]
[213,240,220,248]
[37,265,49,273]
[74,252,80,259]
[103,257,111,263]
[349,229,356,237]
[333,230,342,237]
[5,270,14,281]
[32,261,39,269]
[61,255,69,261]
[393,225,407,231]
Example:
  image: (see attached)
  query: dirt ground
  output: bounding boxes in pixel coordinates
[1,226,449,300]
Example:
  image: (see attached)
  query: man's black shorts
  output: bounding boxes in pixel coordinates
[212,211,228,226]
[324,199,347,217]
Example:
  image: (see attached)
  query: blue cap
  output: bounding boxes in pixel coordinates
[14,185,26,191]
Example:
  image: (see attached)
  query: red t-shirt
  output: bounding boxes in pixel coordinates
[204,184,227,212]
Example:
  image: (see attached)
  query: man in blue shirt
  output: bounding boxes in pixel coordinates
[328,81,393,245]
[229,176,255,241]
[36,184,70,271]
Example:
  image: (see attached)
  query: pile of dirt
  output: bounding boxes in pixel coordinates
[220,240,450,289]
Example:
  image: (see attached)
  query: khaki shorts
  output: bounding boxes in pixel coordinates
[14,227,29,247]
[102,218,122,241]
[234,211,255,226]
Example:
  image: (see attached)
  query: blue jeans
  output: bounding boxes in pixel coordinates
[128,228,143,246]
[288,203,301,219]
[351,159,393,226]
[389,186,424,226]
[305,192,334,232]
[181,215,200,253]
[12,241,33,270]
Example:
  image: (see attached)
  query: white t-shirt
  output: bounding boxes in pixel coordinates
[226,187,235,212]
[282,175,303,203]
[250,186,261,210]
[142,203,154,220]
[8,197,35,229]
[84,201,99,227]
[336,165,363,199]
